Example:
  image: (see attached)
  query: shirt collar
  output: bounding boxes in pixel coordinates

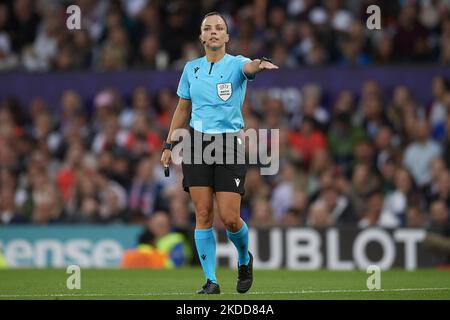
[204,53,228,64]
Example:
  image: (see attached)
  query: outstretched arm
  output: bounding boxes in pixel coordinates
[244,58,279,77]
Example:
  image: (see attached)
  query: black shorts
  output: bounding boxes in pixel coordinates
[181,127,247,195]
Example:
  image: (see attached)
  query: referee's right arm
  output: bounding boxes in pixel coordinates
[161,98,191,167]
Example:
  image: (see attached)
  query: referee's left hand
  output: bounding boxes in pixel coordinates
[259,60,279,71]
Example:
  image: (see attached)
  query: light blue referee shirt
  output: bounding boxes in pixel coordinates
[176,53,255,134]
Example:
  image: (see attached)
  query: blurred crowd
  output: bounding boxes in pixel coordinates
[0,75,450,237]
[1,0,450,72]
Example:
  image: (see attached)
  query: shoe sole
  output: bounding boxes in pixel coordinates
[237,280,252,293]
[197,285,221,294]
[197,290,221,294]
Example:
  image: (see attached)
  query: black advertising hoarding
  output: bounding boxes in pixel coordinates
[212,228,444,270]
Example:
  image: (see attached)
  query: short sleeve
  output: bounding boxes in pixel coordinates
[236,55,255,81]
[176,63,191,100]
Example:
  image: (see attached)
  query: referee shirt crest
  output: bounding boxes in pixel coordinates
[217,82,232,101]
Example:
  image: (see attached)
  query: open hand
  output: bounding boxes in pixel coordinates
[259,60,279,70]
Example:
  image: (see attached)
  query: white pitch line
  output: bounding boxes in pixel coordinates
[1,287,450,298]
[263,287,450,295]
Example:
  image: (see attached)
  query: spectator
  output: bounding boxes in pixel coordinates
[56,141,84,203]
[121,88,152,122]
[428,200,450,235]
[387,85,418,142]
[428,76,449,141]
[307,149,333,195]
[261,96,286,129]
[77,196,101,224]
[288,116,326,168]
[109,150,132,190]
[372,31,395,64]
[92,89,121,132]
[338,35,370,66]
[99,25,130,70]
[327,111,366,168]
[360,93,389,139]
[21,7,61,71]
[123,114,161,158]
[374,125,400,172]
[72,29,93,69]
[128,156,163,222]
[96,170,128,223]
[30,112,61,155]
[265,5,286,44]
[423,158,447,205]
[333,89,356,117]
[31,182,62,224]
[135,33,168,69]
[280,208,303,227]
[0,3,19,71]
[301,84,329,130]
[393,2,430,61]
[427,169,450,209]
[138,211,192,267]
[403,119,442,187]
[155,88,178,130]
[9,0,41,53]
[444,113,450,168]
[352,139,376,171]
[380,168,416,228]
[439,17,450,64]
[168,191,194,231]
[293,21,328,65]
[159,1,195,63]
[280,189,308,227]
[270,42,298,68]
[65,171,98,223]
[270,162,303,222]
[406,206,427,228]
[134,3,161,39]
[0,186,28,224]
[58,90,89,148]
[122,209,192,269]
[358,191,385,228]
[307,201,333,228]
[318,185,357,226]
[249,198,276,228]
[172,41,201,70]
[91,115,128,154]
[346,163,381,217]
[241,167,271,222]
[60,90,84,125]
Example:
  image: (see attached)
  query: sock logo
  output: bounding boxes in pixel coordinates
[201,254,206,260]
[235,178,240,187]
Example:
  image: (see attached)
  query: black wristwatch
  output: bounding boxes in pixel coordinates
[162,142,173,151]
[260,57,272,65]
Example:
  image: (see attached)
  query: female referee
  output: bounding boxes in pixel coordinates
[160,12,278,294]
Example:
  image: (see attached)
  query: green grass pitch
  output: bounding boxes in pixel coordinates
[1,268,450,300]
